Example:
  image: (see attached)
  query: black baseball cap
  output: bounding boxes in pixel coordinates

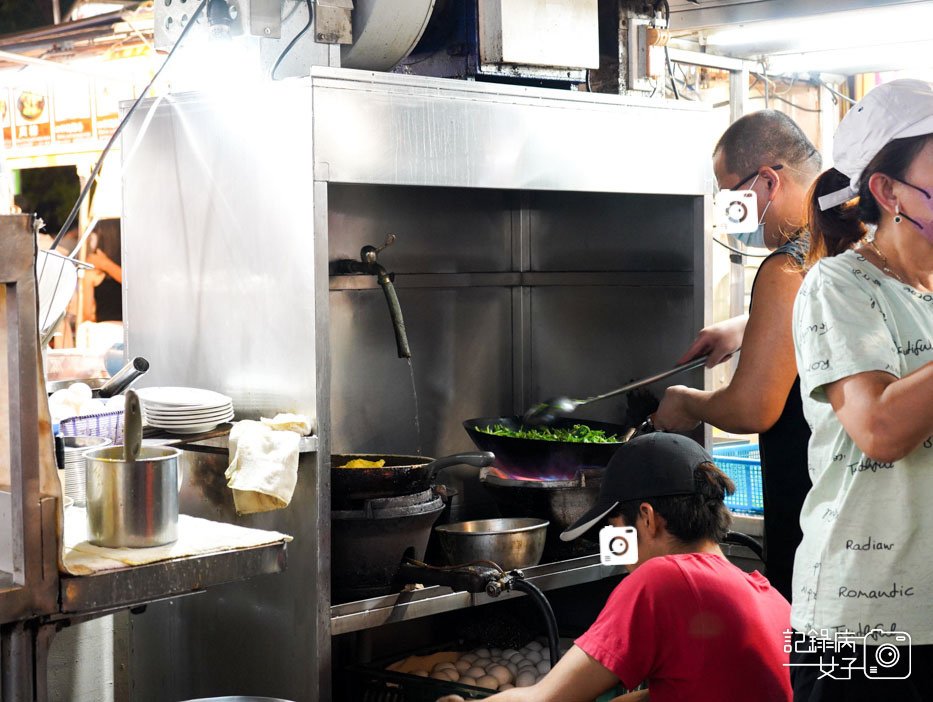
[560,433,714,541]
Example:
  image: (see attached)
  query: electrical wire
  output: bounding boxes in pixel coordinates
[270,0,314,80]
[50,0,208,250]
[713,237,770,258]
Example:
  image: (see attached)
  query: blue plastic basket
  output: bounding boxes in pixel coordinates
[712,443,763,514]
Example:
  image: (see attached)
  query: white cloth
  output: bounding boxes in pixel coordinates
[792,250,933,643]
[261,412,313,435]
[225,420,300,515]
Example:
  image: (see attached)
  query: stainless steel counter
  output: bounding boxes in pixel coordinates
[330,554,626,636]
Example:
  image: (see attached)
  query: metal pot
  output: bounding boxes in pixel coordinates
[84,445,181,548]
[331,451,493,506]
[434,517,548,571]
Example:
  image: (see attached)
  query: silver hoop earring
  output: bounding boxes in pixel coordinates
[894,204,903,224]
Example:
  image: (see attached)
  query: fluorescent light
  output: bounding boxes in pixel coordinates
[768,39,933,75]
[705,4,933,53]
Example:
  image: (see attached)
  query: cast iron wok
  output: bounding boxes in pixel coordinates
[331,451,494,505]
[463,416,631,479]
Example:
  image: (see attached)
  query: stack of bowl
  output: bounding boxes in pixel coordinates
[59,435,112,507]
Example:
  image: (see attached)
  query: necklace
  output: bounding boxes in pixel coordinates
[866,239,906,284]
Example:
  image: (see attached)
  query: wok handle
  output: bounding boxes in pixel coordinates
[580,355,710,407]
[426,451,495,479]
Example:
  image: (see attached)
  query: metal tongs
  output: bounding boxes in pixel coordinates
[523,355,710,425]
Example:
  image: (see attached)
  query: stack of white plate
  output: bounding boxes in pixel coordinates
[137,387,235,434]
[60,435,112,507]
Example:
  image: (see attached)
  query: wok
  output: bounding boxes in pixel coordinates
[331,451,494,506]
[463,416,630,479]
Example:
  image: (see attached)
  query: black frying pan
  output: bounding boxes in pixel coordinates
[464,416,632,479]
[331,451,494,505]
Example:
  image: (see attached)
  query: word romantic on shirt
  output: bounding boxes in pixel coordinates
[837,582,915,599]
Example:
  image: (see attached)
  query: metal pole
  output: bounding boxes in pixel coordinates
[52,0,61,24]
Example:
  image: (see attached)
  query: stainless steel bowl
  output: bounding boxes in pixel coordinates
[434,517,548,570]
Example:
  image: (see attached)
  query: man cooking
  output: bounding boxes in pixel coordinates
[653,110,820,601]
[438,433,791,702]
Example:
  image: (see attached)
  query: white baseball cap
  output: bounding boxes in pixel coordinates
[818,79,933,211]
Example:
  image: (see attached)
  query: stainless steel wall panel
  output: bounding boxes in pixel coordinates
[529,192,700,272]
[529,286,701,425]
[327,185,514,273]
[121,87,317,422]
[311,68,712,195]
[329,287,513,456]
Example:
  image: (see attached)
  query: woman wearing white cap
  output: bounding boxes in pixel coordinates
[791,78,933,700]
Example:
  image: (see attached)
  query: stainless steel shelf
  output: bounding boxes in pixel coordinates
[330,554,625,636]
[59,541,288,616]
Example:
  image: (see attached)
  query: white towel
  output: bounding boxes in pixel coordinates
[225,420,300,515]
[260,412,314,435]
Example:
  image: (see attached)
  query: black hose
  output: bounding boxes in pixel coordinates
[510,579,560,668]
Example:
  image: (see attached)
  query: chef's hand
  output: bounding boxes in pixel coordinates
[677,315,747,368]
[436,697,465,702]
[651,385,701,432]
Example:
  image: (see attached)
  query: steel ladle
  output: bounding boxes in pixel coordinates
[523,355,712,425]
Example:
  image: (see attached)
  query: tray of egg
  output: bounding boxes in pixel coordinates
[386,640,557,696]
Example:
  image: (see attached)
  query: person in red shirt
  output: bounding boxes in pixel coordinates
[438,433,791,702]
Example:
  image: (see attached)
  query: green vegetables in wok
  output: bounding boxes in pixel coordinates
[477,423,620,443]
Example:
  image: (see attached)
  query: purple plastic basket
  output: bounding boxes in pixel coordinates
[59,410,124,445]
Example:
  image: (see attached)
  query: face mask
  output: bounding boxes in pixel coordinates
[731,174,773,249]
[894,178,933,245]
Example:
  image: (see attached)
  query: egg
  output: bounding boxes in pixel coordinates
[474,657,491,670]
[465,666,486,679]
[499,684,515,691]
[434,662,457,672]
[474,648,490,658]
[431,671,450,681]
[509,652,525,664]
[490,648,502,657]
[475,675,499,690]
[454,660,472,673]
[460,653,477,664]
[505,662,518,677]
[502,649,518,659]
[526,640,543,652]
[515,670,536,687]
[536,660,551,675]
[458,676,477,687]
[67,382,93,402]
[488,665,512,686]
[411,670,429,677]
[525,650,542,664]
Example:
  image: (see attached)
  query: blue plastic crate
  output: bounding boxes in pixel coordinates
[712,443,763,514]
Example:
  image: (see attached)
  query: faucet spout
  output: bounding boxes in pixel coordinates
[331,234,411,359]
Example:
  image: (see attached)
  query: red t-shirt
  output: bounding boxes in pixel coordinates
[576,553,791,702]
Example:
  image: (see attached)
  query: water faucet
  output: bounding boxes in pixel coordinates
[332,234,412,359]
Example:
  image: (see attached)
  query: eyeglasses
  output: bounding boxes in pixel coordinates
[731,164,785,191]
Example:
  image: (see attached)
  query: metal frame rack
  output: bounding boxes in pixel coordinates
[0,216,288,701]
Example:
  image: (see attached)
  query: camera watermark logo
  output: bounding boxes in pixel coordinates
[599,526,638,566]
[784,629,912,680]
